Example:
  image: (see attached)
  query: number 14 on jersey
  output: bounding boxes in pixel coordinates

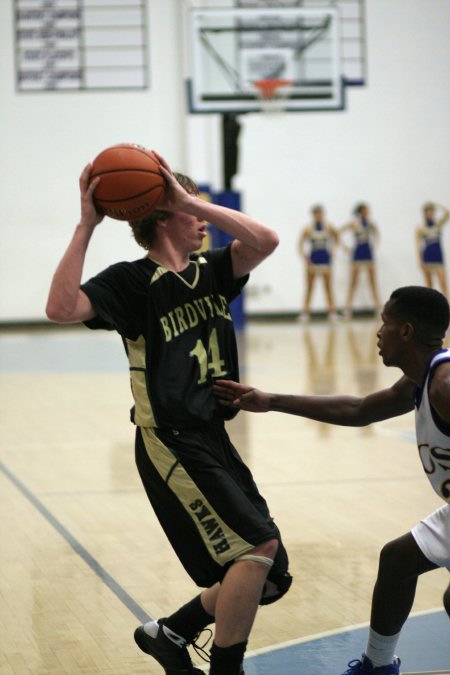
[189,328,227,384]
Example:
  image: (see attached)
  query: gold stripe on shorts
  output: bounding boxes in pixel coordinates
[140,427,254,567]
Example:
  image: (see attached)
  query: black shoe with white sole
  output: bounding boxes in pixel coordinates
[134,621,204,674]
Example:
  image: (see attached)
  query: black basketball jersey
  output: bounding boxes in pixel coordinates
[81,245,247,429]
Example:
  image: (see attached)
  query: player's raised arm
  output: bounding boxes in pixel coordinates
[155,152,279,278]
[46,164,103,324]
[214,376,415,426]
[182,196,279,278]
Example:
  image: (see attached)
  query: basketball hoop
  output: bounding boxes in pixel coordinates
[253,79,293,113]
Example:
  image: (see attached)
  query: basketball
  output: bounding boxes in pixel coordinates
[90,143,166,221]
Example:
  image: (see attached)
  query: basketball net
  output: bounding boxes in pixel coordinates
[253,79,292,114]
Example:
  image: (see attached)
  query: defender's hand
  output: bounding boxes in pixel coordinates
[213,380,271,413]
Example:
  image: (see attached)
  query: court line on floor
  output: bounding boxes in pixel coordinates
[3,458,447,673]
[243,607,445,658]
[0,458,152,624]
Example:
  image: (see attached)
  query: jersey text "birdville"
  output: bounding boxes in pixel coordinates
[160,294,232,342]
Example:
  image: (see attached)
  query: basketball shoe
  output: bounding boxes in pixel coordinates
[134,620,204,674]
[341,654,401,674]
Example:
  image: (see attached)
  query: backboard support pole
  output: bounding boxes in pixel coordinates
[222,112,241,191]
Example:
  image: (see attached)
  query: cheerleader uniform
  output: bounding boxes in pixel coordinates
[352,217,375,265]
[421,219,445,268]
[309,222,332,269]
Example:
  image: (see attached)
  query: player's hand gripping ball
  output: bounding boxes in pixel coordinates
[90,143,166,221]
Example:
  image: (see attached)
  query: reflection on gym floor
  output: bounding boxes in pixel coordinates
[1,318,449,674]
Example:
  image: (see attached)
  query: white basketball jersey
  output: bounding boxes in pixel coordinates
[415,349,450,504]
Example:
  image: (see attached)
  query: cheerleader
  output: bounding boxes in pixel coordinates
[298,205,339,321]
[416,202,449,299]
[340,203,381,318]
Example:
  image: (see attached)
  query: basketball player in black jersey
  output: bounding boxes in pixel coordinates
[215,286,450,674]
[46,154,292,675]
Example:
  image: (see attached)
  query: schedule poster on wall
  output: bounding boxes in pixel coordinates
[15,0,149,91]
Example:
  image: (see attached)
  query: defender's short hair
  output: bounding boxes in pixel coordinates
[388,286,450,342]
[129,172,199,249]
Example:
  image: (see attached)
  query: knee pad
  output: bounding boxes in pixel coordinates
[260,570,293,606]
[235,553,274,568]
[259,538,292,605]
[235,553,292,605]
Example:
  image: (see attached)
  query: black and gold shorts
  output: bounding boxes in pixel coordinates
[135,420,289,588]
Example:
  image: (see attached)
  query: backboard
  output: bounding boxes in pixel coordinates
[187,6,343,113]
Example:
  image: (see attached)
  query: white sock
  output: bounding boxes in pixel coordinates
[366,628,401,667]
[143,619,159,638]
[143,619,186,647]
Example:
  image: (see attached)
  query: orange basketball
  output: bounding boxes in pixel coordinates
[91,144,166,221]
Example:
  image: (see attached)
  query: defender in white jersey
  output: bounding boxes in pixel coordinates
[214,286,450,675]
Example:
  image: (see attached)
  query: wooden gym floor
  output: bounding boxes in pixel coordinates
[1,318,449,674]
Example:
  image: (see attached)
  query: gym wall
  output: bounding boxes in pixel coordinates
[0,0,449,321]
